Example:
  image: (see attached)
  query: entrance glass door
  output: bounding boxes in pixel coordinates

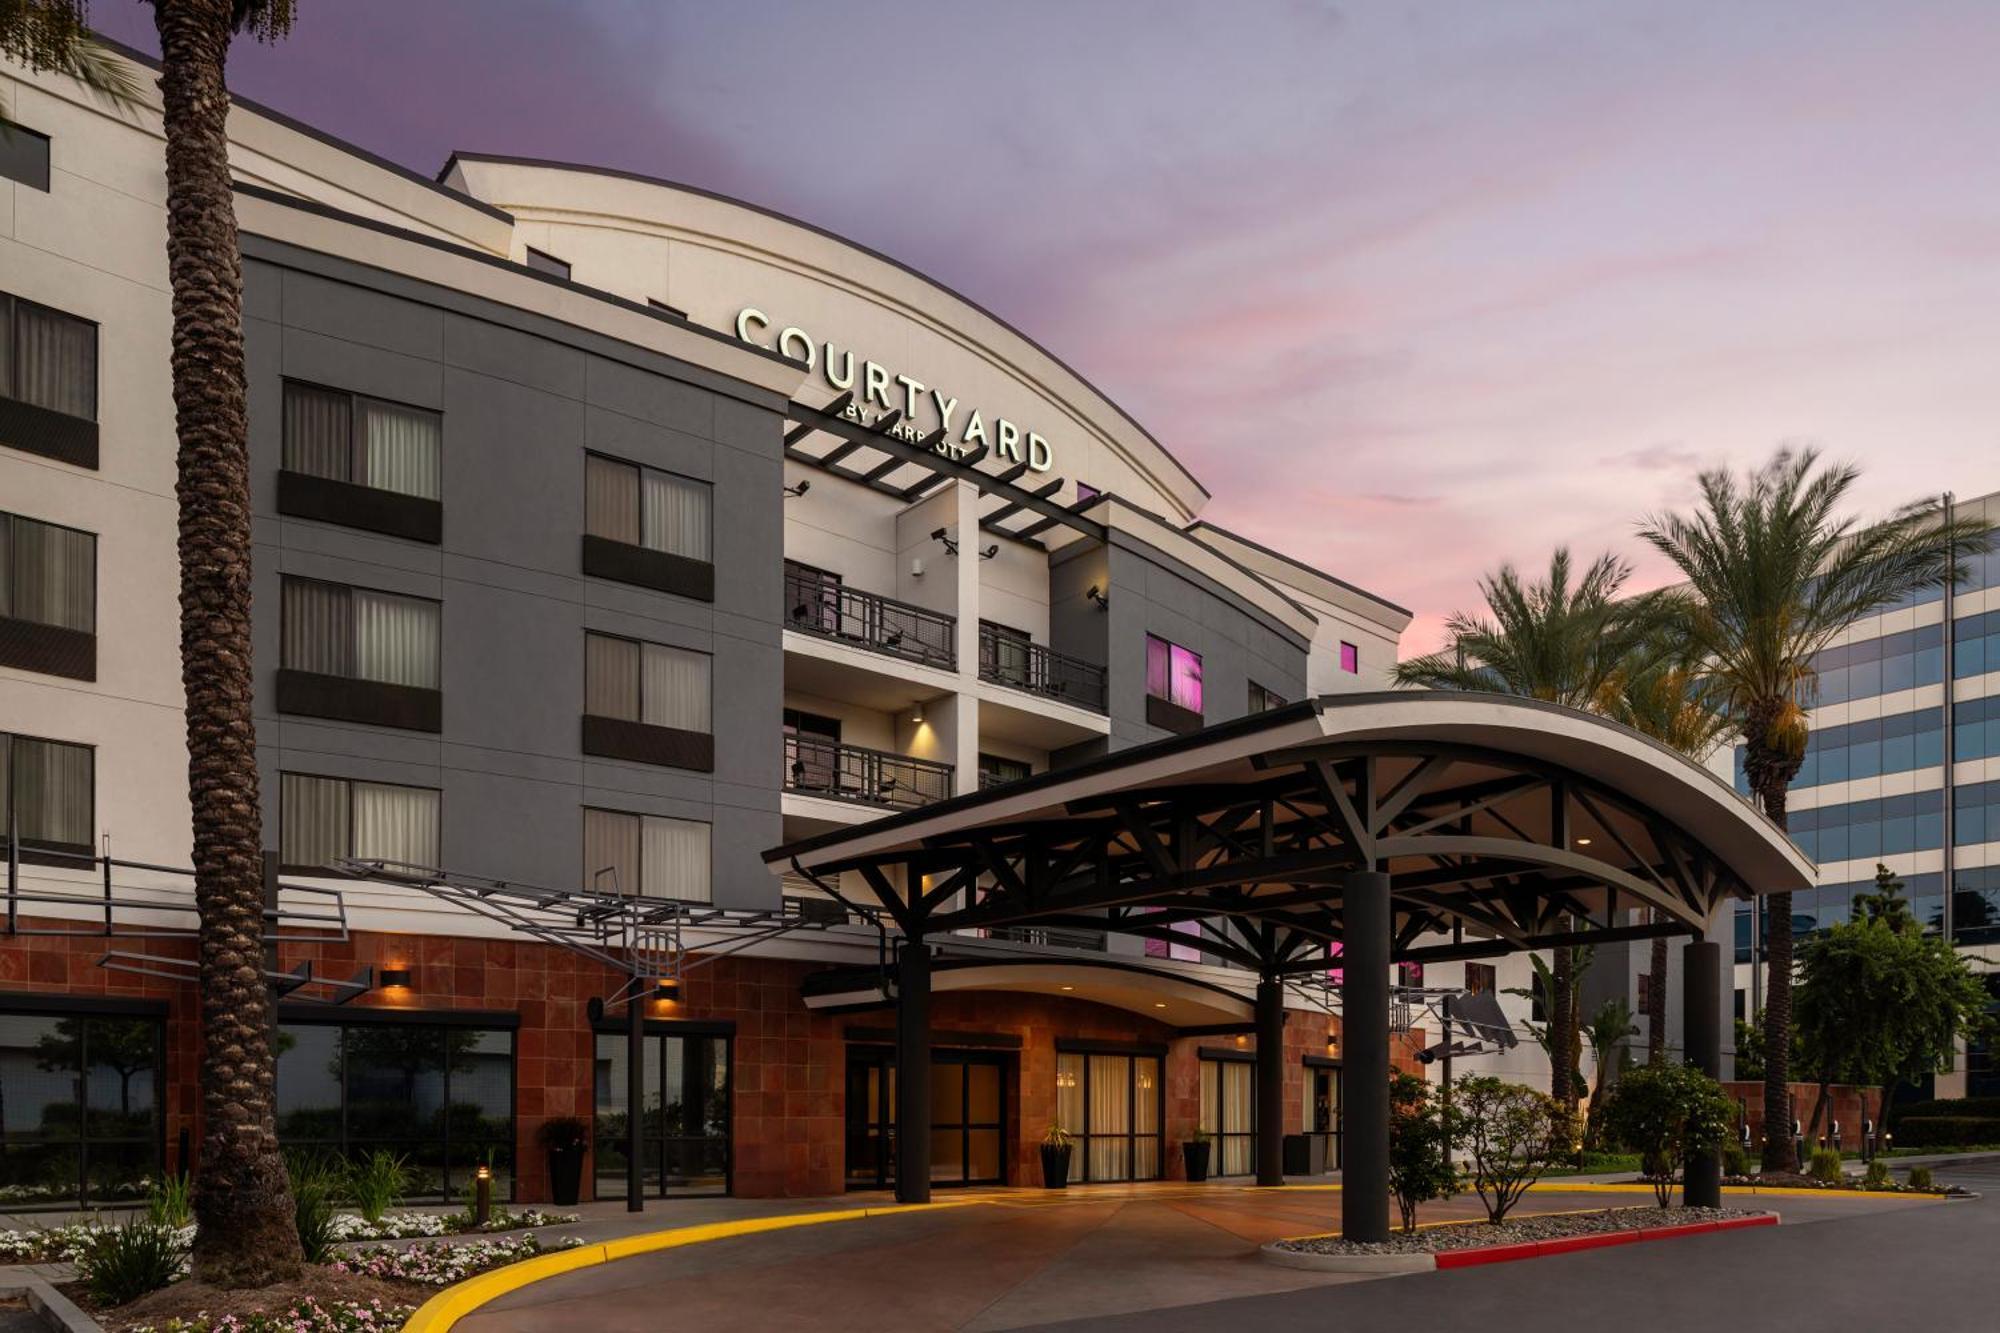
[1308,1064,1342,1171]
[844,1048,1007,1188]
[593,1030,731,1198]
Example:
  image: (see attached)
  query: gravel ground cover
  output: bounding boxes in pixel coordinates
[1274,1206,1763,1256]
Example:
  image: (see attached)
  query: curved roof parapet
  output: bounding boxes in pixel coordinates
[767,693,1812,961]
[439,153,1213,523]
[804,958,1255,1028]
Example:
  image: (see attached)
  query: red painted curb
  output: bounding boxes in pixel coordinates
[1432,1215,1773,1270]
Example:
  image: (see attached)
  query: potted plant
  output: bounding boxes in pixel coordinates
[1182,1132,1213,1183]
[537,1116,590,1206]
[1039,1124,1074,1189]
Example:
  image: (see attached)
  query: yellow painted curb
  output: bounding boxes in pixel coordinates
[1278,1180,1938,1201]
[402,1201,974,1333]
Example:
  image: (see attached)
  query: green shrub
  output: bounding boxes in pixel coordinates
[1893,1116,1997,1149]
[348,1149,410,1224]
[1598,1062,1737,1207]
[78,1219,187,1306]
[1863,1158,1891,1189]
[1908,1164,1935,1190]
[1894,1096,2000,1121]
[287,1151,345,1264]
[146,1174,193,1229]
[1387,1072,1464,1234]
[1723,1145,1751,1177]
[1809,1146,1844,1183]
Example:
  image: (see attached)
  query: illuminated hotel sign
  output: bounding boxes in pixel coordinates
[734,308,1055,472]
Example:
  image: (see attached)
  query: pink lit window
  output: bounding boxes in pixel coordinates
[1076,482,1099,504]
[1146,634,1202,712]
[1339,641,1360,674]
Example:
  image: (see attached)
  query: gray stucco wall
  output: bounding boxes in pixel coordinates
[1052,532,1310,763]
[241,244,786,909]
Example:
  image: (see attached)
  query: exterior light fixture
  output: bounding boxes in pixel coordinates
[910,702,925,723]
[931,527,961,557]
[1153,1001,1167,1009]
[1575,837,1593,847]
[655,977,681,1001]
[1059,984,1075,991]
[784,478,811,499]
[473,1162,493,1227]
[1085,585,1109,611]
[378,967,412,990]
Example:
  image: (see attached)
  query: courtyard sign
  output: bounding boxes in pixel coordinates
[735,308,1055,472]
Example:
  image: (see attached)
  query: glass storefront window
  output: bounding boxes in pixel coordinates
[1056,1049,1162,1183]
[0,1009,162,1209]
[595,1029,731,1197]
[1199,1056,1255,1176]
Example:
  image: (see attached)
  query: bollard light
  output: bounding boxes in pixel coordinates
[474,1163,493,1227]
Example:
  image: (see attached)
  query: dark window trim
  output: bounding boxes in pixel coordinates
[274,668,443,732]
[1054,1038,1169,1058]
[0,994,167,1019]
[1303,1054,1342,1070]
[523,246,571,279]
[277,469,443,544]
[1197,1046,1257,1063]
[581,534,715,602]
[1146,694,1204,735]
[0,617,95,680]
[843,1026,1022,1050]
[581,714,714,772]
[0,119,52,192]
[278,1003,519,1029]
[590,1016,738,1039]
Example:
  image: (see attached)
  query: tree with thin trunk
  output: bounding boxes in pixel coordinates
[1640,449,1991,1172]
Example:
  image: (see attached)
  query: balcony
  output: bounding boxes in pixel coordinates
[784,733,953,812]
[784,562,954,670]
[978,623,1107,713]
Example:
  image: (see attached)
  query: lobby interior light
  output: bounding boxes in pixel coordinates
[1059,984,1075,991]
[1574,836,1593,847]
[1153,1001,1167,1009]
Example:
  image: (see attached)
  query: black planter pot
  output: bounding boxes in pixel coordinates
[1039,1142,1074,1189]
[1182,1140,1212,1183]
[547,1145,584,1206]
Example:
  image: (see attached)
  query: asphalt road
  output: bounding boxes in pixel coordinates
[1028,1167,2000,1333]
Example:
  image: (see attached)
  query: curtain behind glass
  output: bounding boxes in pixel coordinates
[586,455,640,543]
[1132,1058,1161,1179]
[642,643,710,732]
[280,773,350,869]
[8,516,93,631]
[282,383,352,481]
[1056,1053,1085,1182]
[1170,644,1203,712]
[14,302,95,419]
[1145,635,1169,699]
[354,590,439,688]
[641,815,710,902]
[352,781,440,866]
[641,470,711,561]
[361,401,441,499]
[1222,1064,1253,1176]
[11,736,91,847]
[583,808,640,896]
[1088,1055,1130,1182]
[282,579,354,677]
[585,633,640,720]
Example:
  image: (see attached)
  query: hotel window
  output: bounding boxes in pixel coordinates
[1144,634,1202,733]
[0,732,94,860]
[0,511,95,679]
[1464,962,1496,997]
[278,577,442,731]
[279,773,440,873]
[583,632,713,770]
[279,382,443,542]
[1055,1049,1162,1183]
[0,292,98,468]
[1247,680,1284,713]
[1199,1053,1255,1176]
[0,120,51,191]
[523,246,571,280]
[582,808,711,902]
[583,454,715,600]
[978,753,1032,791]
[1339,642,1360,674]
[0,1006,163,1208]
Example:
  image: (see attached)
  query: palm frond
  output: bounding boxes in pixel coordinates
[1,5,142,114]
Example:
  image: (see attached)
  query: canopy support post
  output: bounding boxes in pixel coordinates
[1341,869,1391,1243]
[1682,937,1723,1208]
[895,929,932,1204]
[1255,973,1286,1186]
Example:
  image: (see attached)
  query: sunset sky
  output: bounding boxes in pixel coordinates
[95,1,2000,650]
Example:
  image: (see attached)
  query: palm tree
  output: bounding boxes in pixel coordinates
[1582,997,1636,1146]
[1640,448,1991,1172]
[1398,550,1671,1111]
[8,0,304,1284]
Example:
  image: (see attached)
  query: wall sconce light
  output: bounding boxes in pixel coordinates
[378,967,412,990]
[978,543,999,560]
[654,977,681,1001]
[930,526,961,557]
[1326,1034,1339,1052]
[1086,585,1110,611]
[910,701,925,724]
[784,478,811,499]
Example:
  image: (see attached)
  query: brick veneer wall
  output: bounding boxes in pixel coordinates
[0,921,1425,1202]
[1722,1080,1885,1156]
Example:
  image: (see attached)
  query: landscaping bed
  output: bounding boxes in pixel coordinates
[1274,1206,1762,1258]
[1718,1171,1970,1196]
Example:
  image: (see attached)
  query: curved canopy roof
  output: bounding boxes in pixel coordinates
[765,693,1813,974]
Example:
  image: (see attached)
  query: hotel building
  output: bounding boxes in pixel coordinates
[0,53,1416,1207]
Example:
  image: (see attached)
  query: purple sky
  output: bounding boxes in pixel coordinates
[95,1,2000,649]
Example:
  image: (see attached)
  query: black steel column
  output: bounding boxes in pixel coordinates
[1255,974,1286,1186]
[1683,938,1723,1209]
[1341,869,1391,1243]
[627,986,644,1212]
[895,932,932,1204]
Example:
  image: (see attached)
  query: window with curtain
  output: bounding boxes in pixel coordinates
[282,381,441,500]
[0,119,51,192]
[0,733,93,854]
[582,808,711,902]
[0,512,94,632]
[3,294,96,421]
[584,632,711,733]
[280,772,440,870]
[1144,634,1202,713]
[1247,681,1284,714]
[281,577,440,689]
[1055,1050,1162,1183]
[1199,1056,1255,1176]
[585,454,712,562]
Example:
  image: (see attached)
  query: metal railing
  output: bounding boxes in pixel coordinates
[783,733,954,811]
[784,563,955,670]
[983,923,1108,952]
[978,623,1108,713]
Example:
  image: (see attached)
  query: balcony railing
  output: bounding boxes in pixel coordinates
[783,734,954,811]
[978,623,1108,713]
[983,924,1108,952]
[784,563,955,670]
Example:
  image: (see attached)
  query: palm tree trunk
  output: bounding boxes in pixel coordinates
[1550,945,1574,1108]
[1647,928,1668,1065]
[1751,764,1797,1174]
[153,0,302,1286]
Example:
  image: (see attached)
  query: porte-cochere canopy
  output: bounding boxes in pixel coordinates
[766,691,1815,968]
[763,691,1813,1241]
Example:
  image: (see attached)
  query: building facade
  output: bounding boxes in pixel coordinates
[0,55,1413,1207]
